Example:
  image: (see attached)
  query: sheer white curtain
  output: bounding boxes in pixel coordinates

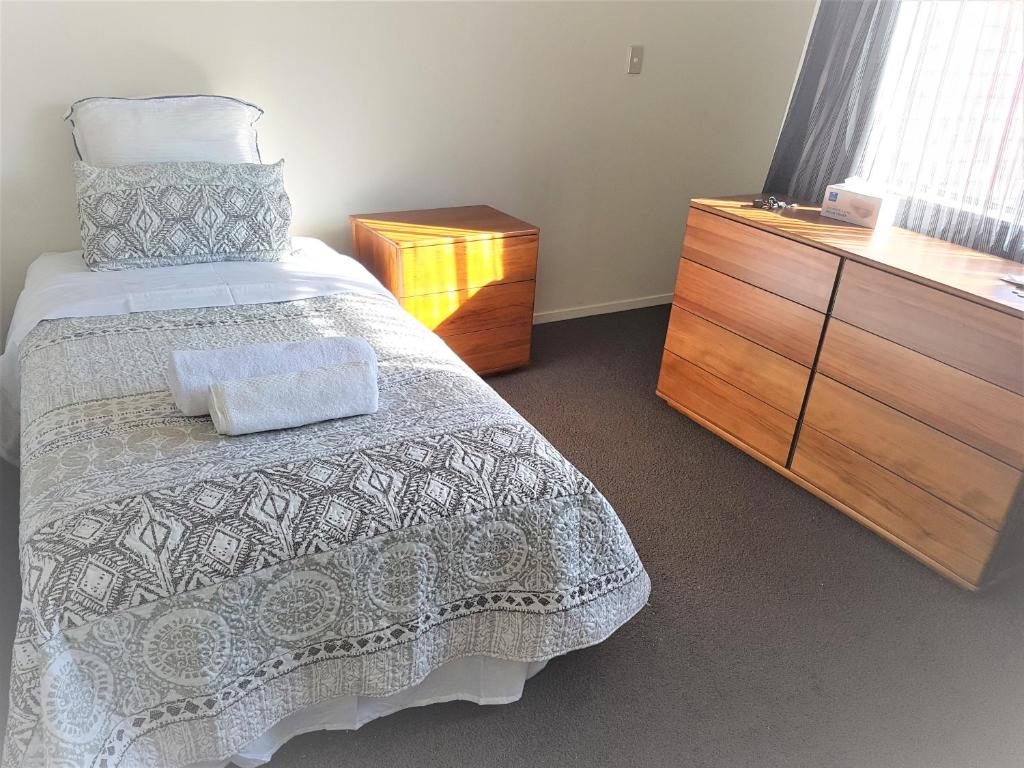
[854,0,1023,260]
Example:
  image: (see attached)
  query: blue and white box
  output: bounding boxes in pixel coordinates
[820,178,897,229]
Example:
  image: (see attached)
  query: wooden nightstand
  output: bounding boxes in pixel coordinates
[350,205,539,375]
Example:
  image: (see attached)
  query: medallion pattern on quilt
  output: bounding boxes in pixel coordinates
[74,159,292,270]
[2,292,650,768]
[25,422,591,635]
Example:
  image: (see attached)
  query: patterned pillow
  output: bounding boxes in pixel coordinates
[74,159,292,271]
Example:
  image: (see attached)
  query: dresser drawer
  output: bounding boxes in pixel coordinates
[664,305,809,417]
[658,350,796,464]
[401,280,535,335]
[793,427,998,586]
[819,320,1024,468]
[444,322,531,375]
[804,375,1020,529]
[400,234,538,297]
[673,259,824,366]
[833,261,1024,394]
[683,208,839,311]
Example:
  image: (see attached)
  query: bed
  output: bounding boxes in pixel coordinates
[0,239,650,768]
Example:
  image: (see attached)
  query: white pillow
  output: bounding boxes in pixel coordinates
[65,95,263,167]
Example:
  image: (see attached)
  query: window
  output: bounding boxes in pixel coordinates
[856,0,1023,229]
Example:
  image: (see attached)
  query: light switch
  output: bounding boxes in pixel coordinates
[626,45,644,75]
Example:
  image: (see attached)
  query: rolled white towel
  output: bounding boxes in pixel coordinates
[209,361,379,436]
[167,337,375,417]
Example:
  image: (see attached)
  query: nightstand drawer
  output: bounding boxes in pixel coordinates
[683,207,839,311]
[818,320,1024,468]
[445,323,532,375]
[793,426,998,585]
[673,258,824,366]
[401,280,535,335]
[351,206,539,376]
[400,234,538,297]
[833,261,1024,394]
[804,375,1019,529]
[663,305,809,417]
[658,350,796,465]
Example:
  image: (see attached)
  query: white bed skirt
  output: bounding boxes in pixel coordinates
[188,656,551,768]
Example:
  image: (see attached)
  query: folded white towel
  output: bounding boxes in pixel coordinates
[209,361,379,436]
[167,337,376,417]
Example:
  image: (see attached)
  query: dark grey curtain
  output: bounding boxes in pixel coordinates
[763,1,901,203]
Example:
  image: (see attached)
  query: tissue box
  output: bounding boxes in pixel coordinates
[821,182,896,229]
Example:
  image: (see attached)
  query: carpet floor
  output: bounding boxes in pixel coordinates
[2,305,1023,768]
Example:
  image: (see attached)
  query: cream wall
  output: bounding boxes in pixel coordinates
[0,0,815,341]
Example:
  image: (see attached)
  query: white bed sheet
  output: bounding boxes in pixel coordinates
[197,658,549,768]
[0,237,395,465]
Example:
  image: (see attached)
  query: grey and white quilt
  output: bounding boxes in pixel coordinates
[2,290,649,767]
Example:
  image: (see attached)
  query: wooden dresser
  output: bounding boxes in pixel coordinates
[350,205,538,375]
[658,196,1024,589]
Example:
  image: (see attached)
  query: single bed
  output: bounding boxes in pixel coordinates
[0,239,649,768]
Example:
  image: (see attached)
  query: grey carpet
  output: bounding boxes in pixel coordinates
[2,305,1023,768]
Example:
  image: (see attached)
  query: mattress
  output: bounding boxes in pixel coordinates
[0,242,650,768]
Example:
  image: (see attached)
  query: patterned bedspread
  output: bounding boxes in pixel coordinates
[2,290,649,767]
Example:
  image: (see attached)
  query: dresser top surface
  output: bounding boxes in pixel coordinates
[691,196,1024,318]
[351,205,538,248]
